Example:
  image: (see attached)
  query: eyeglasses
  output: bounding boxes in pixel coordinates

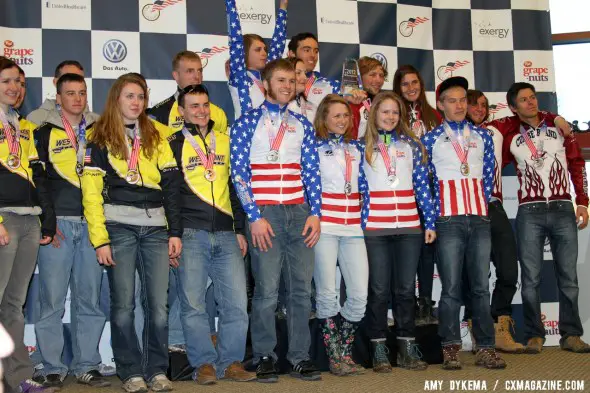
[571,120,590,132]
[182,84,209,95]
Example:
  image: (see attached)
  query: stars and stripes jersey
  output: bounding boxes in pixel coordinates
[304,71,341,117]
[287,94,316,124]
[225,0,287,119]
[421,120,494,218]
[361,132,436,232]
[317,137,367,236]
[488,113,588,207]
[146,91,228,135]
[230,101,321,223]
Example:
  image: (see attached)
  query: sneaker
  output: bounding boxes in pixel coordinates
[18,379,57,393]
[475,348,507,369]
[194,364,217,386]
[495,316,525,353]
[147,374,173,392]
[560,336,590,353]
[34,374,63,389]
[77,370,111,387]
[122,377,148,393]
[442,344,462,370]
[98,363,117,377]
[256,356,278,383]
[223,361,256,382]
[525,337,544,354]
[290,360,321,381]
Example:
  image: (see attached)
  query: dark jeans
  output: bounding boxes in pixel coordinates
[417,242,436,299]
[516,201,583,341]
[436,215,495,348]
[462,201,518,321]
[365,233,423,339]
[106,222,170,382]
[248,204,314,366]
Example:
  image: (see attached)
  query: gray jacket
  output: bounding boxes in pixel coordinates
[27,98,98,127]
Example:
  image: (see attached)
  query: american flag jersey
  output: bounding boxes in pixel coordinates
[230,102,321,223]
[287,95,315,124]
[225,0,287,119]
[361,132,436,231]
[487,113,588,207]
[422,120,494,218]
[304,71,341,117]
[317,137,368,231]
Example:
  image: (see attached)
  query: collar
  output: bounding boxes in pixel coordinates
[248,69,262,79]
[378,129,397,144]
[519,114,546,131]
[184,120,214,137]
[263,100,288,115]
[328,133,344,145]
[174,86,182,100]
[124,123,136,139]
[445,119,468,132]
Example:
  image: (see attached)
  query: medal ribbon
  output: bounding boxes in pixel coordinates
[444,122,470,166]
[182,127,216,172]
[247,71,266,95]
[264,107,290,153]
[377,135,396,176]
[362,98,371,113]
[519,124,545,159]
[58,106,87,167]
[127,125,141,172]
[331,139,353,188]
[304,74,317,98]
[0,109,20,156]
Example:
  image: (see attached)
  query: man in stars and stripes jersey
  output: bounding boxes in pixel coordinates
[230,59,322,383]
[421,76,506,370]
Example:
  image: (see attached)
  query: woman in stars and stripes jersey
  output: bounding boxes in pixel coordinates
[312,94,368,377]
[287,57,315,123]
[224,0,288,119]
[361,91,436,373]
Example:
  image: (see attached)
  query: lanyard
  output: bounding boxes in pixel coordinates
[57,105,87,169]
[519,124,546,159]
[304,74,317,98]
[247,71,265,95]
[127,125,141,172]
[444,121,471,165]
[182,127,216,172]
[377,134,396,176]
[264,107,290,153]
[362,98,371,113]
[0,109,20,156]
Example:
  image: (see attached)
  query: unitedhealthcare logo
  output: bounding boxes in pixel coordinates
[103,39,127,63]
[320,17,354,26]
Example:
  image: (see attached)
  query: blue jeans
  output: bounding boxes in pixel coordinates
[106,222,170,382]
[365,233,423,338]
[35,218,105,377]
[176,229,248,377]
[436,215,495,348]
[516,201,583,341]
[313,234,368,322]
[249,204,314,366]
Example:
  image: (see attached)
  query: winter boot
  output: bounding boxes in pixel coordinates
[339,318,365,375]
[370,339,392,373]
[321,317,348,376]
[396,338,428,370]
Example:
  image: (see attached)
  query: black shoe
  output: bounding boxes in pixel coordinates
[35,374,63,389]
[77,370,112,387]
[290,360,321,381]
[256,356,278,383]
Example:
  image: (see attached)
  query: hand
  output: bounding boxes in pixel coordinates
[555,116,572,137]
[279,0,288,10]
[302,216,321,248]
[169,257,180,268]
[250,218,275,252]
[0,224,10,246]
[40,236,53,245]
[96,245,115,266]
[51,227,65,248]
[237,233,248,257]
[424,230,436,244]
[168,237,182,259]
[576,206,589,230]
[344,89,368,105]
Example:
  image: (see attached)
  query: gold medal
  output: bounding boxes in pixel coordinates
[460,163,470,176]
[126,170,140,184]
[7,154,20,169]
[204,169,217,182]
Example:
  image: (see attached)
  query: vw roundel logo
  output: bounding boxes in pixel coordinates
[103,39,127,63]
[370,52,387,70]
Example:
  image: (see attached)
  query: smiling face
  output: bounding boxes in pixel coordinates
[118,83,145,123]
[264,69,296,106]
[362,66,385,96]
[178,92,210,129]
[291,38,319,73]
[375,98,400,132]
[467,95,488,125]
[325,102,351,135]
[294,60,307,95]
[400,73,421,103]
[0,66,20,108]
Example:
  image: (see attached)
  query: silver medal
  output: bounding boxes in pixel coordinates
[267,150,279,162]
[344,182,352,196]
[387,174,399,188]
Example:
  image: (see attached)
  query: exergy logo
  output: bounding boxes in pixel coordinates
[238,5,272,25]
[473,20,510,39]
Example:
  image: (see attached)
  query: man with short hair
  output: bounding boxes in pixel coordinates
[230,58,322,383]
[486,82,589,354]
[27,60,87,126]
[33,73,108,388]
[351,56,386,139]
[421,76,506,370]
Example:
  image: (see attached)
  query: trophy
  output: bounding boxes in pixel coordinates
[340,58,363,96]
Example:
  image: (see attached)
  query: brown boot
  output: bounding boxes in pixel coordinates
[441,344,462,370]
[475,348,506,369]
[194,364,217,385]
[525,337,544,354]
[495,316,525,353]
[560,336,590,353]
[223,362,256,382]
[467,319,476,354]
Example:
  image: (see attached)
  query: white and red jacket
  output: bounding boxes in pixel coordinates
[287,94,316,124]
[422,120,495,218]
[317,136,367,236]
[361,132,436,231]
[487,113,588,207]
[230,101,321,223]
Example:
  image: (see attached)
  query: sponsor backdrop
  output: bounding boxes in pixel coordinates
[1,0,587,365]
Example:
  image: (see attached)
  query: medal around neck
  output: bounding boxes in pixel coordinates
[340,58,362,97]
[387,174,399,188]
[204,168,217,182]
[533,157,544,169]
[76,163,84,176]
[126,169,140,185]
[267,149,279,162]
[7,154,20,169]
[344,181,352,196]
[460,163,470,176]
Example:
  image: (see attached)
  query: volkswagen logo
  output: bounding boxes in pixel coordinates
[103,39,127,63]
[370,52,387,70]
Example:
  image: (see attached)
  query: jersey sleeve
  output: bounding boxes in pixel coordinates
[481,130,495,203]
[564,135,589,207]
[225,0,247,88]
[29,123,55,238]
[81,144,109,249]
[412,141,435,230]
[299,116,322,217]
[157,136,182,238]
[268,8,287,61]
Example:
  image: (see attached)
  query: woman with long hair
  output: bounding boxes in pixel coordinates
[81,73,182,393]
[362,91,436,373]
[225,0,288,119]
[287,57,314,122]
[393,65,442,324]
[313,94,368,376]
[0,57,55,393]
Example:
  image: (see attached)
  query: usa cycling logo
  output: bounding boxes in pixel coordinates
[436,60,470,81]
[142,0,183,21]
[488,102,509,120]
[103,40,127,63]
[398,16,430,37]
[195,46,229,68]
